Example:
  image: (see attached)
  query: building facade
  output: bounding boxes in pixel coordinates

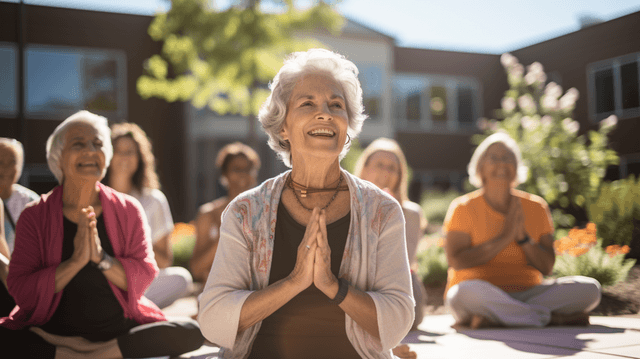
[1,3,639,220]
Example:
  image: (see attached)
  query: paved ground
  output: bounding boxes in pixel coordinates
[163,297,640,359]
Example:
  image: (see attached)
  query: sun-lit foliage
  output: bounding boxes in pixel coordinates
[553,222,636,286]
[138,0,344,116]
[476,53,619,228]
[587,175,640,256]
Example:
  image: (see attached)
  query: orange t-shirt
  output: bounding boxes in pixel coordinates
[443,189,554,294]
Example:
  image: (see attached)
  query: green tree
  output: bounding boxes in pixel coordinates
[137,0,343,143]
[475,53,619,228]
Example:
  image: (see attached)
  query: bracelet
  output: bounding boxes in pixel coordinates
[517,234,531,246]
[329,278,349,305]
[95,252,114,271]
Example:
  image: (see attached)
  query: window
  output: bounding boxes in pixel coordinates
[392,75,427,126]
[393,74,480,131]
[430,86,447,123]
[621,62,639,110]
[0,43,17,117]
[589,53,640,121]
[356,64,383,119]
[595,68,615,114]
[457,87,474,125]
[25,45,126,120]
[406,93,421,121]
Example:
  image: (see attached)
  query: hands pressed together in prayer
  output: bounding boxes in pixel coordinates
[71,206,104,267]
[288,207,339,299]
[503,196,526,244]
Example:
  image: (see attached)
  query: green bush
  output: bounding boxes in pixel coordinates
[420,189,462,226]
[476,53,619,229]
[172,231,196,271]
[587,175,640,259]
[417,244,449,287]
[553,240,636,287]
[340,138,364,175]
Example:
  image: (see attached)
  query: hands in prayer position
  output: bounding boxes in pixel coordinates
[71,206,103,267]
[289,208,338,298]
[502,196,526,244]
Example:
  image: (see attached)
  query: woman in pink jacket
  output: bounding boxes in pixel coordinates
[0,111,203,358]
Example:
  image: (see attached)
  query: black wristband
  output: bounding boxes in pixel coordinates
[517,234,531,246]
[329,278,349,305]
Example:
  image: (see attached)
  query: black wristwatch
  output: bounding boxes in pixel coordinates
[95,251,114,271]
[517,234,531,246]
[329,278,349,305]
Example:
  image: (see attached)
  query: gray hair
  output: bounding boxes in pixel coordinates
[46,110,113,184]
[258,48,367,167]
[0,137,25,182]
[468,131,528,188]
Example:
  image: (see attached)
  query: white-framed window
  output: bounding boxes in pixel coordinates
[588,52,640,122]
[0,43,18,117]
[25,45,127,120]
[392,73,480,132]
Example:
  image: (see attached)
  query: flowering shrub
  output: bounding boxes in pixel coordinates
[476,53,619,228]
[553,223,636,286]
[171,222,196,270]
[420,189,462,226]
[587,175,640,260]
[417,240,449,287]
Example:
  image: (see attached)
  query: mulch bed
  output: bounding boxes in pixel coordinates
[422,265,640,317]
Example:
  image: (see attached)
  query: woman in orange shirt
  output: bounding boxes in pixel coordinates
[443,132,601,329]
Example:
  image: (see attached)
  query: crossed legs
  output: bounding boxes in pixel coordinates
[446,276,601,328]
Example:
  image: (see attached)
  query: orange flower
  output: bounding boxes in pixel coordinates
[568,247,589,257]
[171,222,195,244]
[605,244,631,258]
[436,237,445,247]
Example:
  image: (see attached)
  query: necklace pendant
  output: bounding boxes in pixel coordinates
[300,189,307,198]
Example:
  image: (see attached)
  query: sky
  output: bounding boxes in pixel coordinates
[7,0,640,54]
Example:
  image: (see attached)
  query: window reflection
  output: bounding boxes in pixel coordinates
[25,45,125,119]
[0,44,17,117]
[357,64,383,119]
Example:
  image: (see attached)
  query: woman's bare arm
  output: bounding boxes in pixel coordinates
[521,233,556,276]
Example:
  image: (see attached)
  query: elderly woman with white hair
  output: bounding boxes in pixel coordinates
[198,49,414,359]
[0,138,40,316]
[0,111,203,358]
[443,131,601,330]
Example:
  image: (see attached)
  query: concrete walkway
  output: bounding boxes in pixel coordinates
[164,297,640,358]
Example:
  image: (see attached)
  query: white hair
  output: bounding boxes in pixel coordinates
[0,137,25,182]
[258,48,367,167]
[468,131,528,188]
[46,110,113,184]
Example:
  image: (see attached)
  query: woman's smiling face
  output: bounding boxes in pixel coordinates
[280,72,349,164]
[479,142,517,188]
[60,122,107,183]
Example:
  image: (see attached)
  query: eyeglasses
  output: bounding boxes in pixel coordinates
[486,153,516,164]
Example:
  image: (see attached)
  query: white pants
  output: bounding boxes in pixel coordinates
[145,266,193,309]
[445,276,601,327]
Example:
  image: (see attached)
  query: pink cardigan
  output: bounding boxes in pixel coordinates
[0,182,166,329]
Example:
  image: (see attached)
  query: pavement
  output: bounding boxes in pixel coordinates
[162,297,640,359]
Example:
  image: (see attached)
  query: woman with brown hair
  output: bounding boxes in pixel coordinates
[105,122,193,309]
[191,142,261,283]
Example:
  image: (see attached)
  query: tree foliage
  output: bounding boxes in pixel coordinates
[137,0,343,116]
[475,53,619,228]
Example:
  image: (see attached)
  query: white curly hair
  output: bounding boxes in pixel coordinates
[258,48,367,167]
[46,110,113,184]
